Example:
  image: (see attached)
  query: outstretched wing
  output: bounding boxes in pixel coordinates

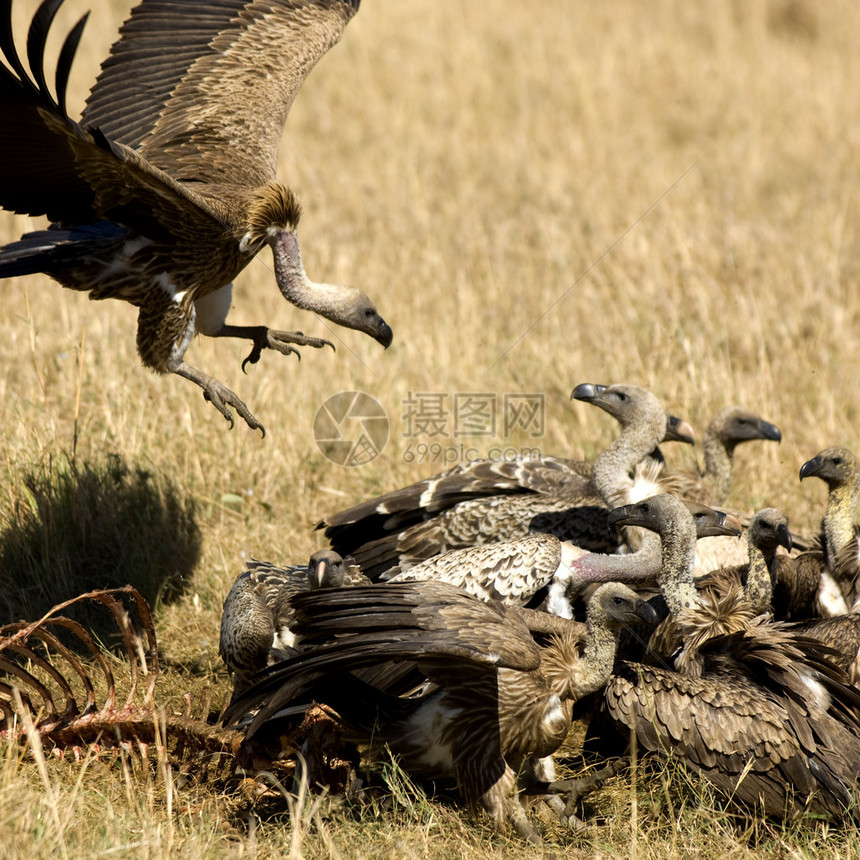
[82,0,361,187]
[0,0,231,244]
[288,581,542,669]
[0,0,95,222]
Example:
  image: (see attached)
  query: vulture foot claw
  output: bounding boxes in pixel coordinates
[547,758,627,829]
[241,329,335,372]
[173,361,265,434]
[200,379,265,436]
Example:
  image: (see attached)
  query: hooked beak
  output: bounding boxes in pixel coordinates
[607,503,638,529]
[685,500,744,538]
[374,318,394,349]
[713,512,744,539]
[776,522,793,552]
[313,557,331,588]
[634,598,659,624]
[666,415,696,446]
[759,420,782,443]
[799,456,822,481]
[571,383,606,402]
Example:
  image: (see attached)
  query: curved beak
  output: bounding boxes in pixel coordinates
[376,320,394,349]
[571,382,606,402]
[666,415,696,446]
[799,456,822,481]
[759,420,782,443]
[714,512,744,539]
[685,501,744,537]
[634,598,659,624]
[776,522,793,552]
[607,503,636,529]
[374,318,394,349]
[312,557,331,588]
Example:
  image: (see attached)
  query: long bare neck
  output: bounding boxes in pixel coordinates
[658,519,700,621]
[541,621,616,702]
[565,531,662,585]
[572,617,618,700]
[271,230,353,319]
[701,432,733,504]
[592,412,665,509]
[824,482,860,562]
[744,538,773,614]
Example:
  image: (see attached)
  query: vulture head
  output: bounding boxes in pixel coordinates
[306,549,349,589]
[607,494,742,541]
[799,446,858,488]
[747,507,792,554]
[270,229,392,347]
[708,406,782,452]
[588,581,659,629]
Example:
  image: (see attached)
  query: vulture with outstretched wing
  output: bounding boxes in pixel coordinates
[0,0,391,433]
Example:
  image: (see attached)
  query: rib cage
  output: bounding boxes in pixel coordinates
[0,587,241,768]
[0,587,157,733]
[0,586,355,791]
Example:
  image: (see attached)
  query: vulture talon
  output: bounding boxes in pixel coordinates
[240,343,267,373]
[202,389,235,430]
[546,759,628,824]
[231,327,339,373]
[187,364,264,435]
[270,330,334,351]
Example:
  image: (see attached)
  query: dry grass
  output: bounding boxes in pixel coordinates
[1,0,859,855]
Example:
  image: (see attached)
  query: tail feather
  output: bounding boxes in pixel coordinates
[0,222,126,278]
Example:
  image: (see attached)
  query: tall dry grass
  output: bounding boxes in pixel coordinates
[1,0,859,855]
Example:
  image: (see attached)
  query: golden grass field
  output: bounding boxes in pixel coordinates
[1,0,859,856]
